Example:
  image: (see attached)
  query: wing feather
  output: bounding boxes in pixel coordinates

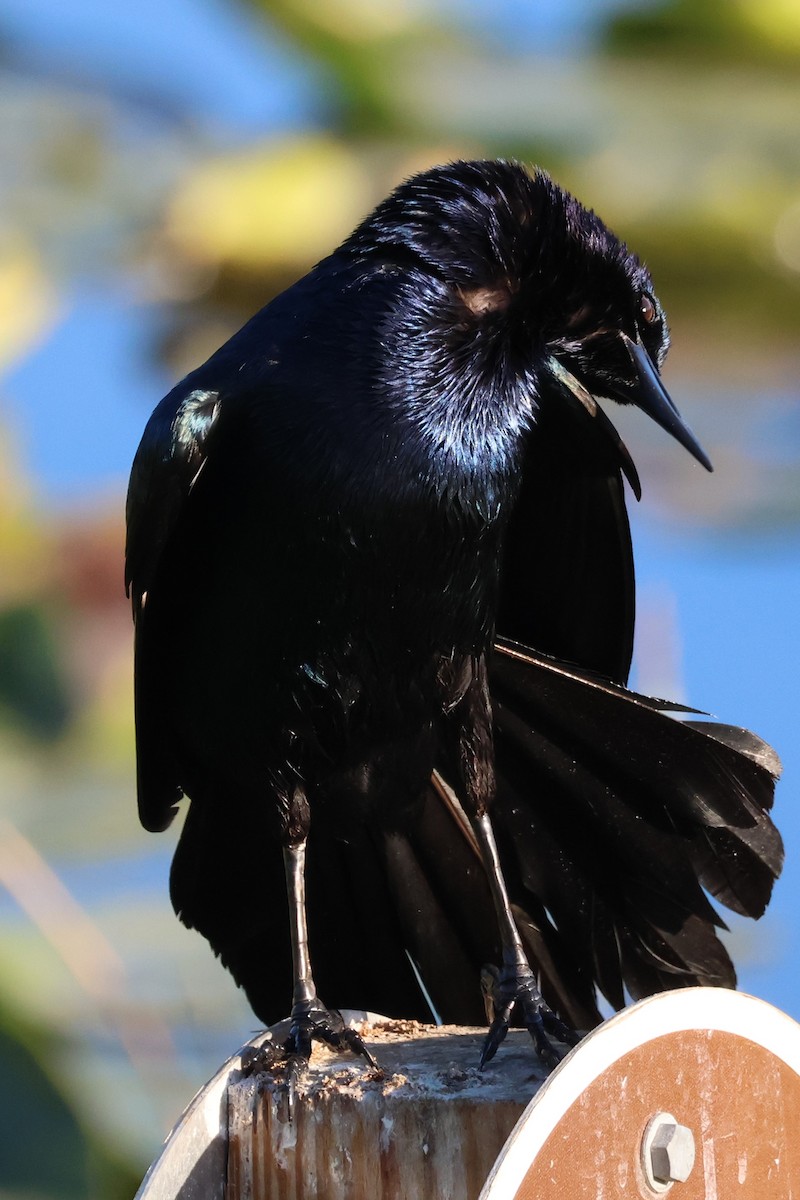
[125,386,221,613]
[497,392,637,684]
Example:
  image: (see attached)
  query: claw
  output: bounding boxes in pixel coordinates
[333,1021,379,1069]
[285,1054,306,1122]
[480,960,580,1069]
[240,1039,282,1077]
[243,1006,378,1118]
[480,1012,511,1068]
[287,1006,377,1066]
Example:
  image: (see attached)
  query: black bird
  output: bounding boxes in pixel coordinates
[126,160,782,1071]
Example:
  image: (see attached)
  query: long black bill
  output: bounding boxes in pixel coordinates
[620,334,713,472]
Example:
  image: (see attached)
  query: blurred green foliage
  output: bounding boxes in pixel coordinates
[245,0,463,135]
[0,996,139,1199]
[0,605,71,741]
[607,0,800,68]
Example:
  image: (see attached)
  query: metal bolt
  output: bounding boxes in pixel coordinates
[641,1112,696,1191]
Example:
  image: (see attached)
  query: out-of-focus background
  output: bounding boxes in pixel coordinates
[0,0,798,1193]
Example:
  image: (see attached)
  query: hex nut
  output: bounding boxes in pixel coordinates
[642,1112,696,1190]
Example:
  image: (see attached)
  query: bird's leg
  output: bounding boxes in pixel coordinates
[457,658,579,1069]
[472,811,578,1068]
[278,819,376,1114]
[284,837,317,1022]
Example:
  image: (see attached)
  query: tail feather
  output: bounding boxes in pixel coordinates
[382,825,487,1025]
[683,720,782,774]
[474,639,782,1015]
[491,639,775,830]
[170,785,434,1025]
[167,639,782,1034]
[493,699,726,932]
[693,823,782,919]
[613,917,734,1002]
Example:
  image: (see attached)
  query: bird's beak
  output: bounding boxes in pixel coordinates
[617,334,713,472]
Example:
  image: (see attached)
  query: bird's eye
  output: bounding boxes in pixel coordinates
[639,293,657,325]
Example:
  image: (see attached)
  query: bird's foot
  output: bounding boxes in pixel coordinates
[284,1005,378,1117]
[242,1004,378,1120]
[286,1003,378,1067]
[480,962,580,1070]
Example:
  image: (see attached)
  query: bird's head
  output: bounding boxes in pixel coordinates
[350,159,711,473]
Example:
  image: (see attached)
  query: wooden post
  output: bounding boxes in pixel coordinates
[227,1021,548,1199]
[136,990,800,1200]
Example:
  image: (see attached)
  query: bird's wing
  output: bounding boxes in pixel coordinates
[125,379,228,832]
[125,384,222,615]
[496,392,639,684]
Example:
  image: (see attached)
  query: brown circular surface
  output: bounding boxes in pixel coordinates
[483,990,800,1200]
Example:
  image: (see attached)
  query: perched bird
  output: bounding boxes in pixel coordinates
[126,160,782,1072]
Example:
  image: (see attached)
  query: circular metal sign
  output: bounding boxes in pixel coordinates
[481,988,800,1199]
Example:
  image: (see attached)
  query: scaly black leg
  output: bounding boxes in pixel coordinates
[280,837,376,1116]
[473,812,580,1067]
[457,657,580,1068]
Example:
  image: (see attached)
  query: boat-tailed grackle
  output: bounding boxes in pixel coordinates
[127,160,782,1076]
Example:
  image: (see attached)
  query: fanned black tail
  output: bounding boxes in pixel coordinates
[168,638,782,1031]
[475,638,783,1023]
[380,637,782,1029]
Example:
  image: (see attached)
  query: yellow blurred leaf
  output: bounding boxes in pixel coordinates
[0,236,58,375]
[70,641,135,769]
[284,0,427,42]
[0,426,51,603]
[737,0,800,53]
[166,136,372,273]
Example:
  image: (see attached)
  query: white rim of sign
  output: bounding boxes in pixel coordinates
[480,988,800,1199]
